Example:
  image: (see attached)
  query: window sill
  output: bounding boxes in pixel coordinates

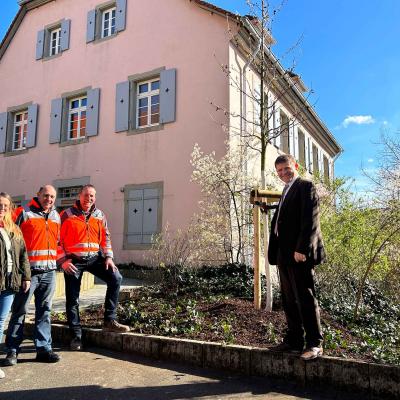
[59,137,89,147]
[91,33,118,45]
[128,124,164,136]
[123,243,153,250]
[42,52,63,62]
[4,148,29,157]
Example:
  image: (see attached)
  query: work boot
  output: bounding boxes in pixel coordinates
[3,351,17,366]
[103,320,130,333]
[36,351,61,363]
[70,337,82,351]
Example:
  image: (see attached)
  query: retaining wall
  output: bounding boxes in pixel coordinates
[25,323,399,399]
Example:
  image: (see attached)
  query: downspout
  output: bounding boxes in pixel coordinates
[241,17,262,265]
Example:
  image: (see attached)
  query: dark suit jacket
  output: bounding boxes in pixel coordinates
[268,177,326,266]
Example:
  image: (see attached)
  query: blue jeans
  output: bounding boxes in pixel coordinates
[0,290,15,344]
[6,270,56,353]
[64,256,122,339]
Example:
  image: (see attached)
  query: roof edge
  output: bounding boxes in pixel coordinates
[240,17,342,155]
[190,0,240,20]
[0,7,25,62]
[0,0,54,62]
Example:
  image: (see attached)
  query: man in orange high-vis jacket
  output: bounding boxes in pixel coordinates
[58,184,129,351]
[4,185,61,366]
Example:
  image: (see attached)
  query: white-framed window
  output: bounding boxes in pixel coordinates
[12,111,28,151]
[101,7,116,38]
[49,27,61,56]
[36,20,70,61]
[68,96,87,140]
[58,186,82,199]
[11,196,25,208]
[136,78,160,128]
[57,185,83,210]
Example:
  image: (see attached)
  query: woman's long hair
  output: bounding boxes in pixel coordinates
[0,192,23,240]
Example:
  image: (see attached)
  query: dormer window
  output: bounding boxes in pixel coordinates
[86,1,127,43]
[35,19,70,60]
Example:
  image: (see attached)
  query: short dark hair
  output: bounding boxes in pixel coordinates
[80,184,96,193]
[275,154,296,166]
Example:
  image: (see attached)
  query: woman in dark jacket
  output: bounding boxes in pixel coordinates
[0,192,31,379]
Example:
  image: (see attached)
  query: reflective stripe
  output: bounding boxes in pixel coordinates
[73,243,99,249]
[30,260,57,268]
[23,210,60,223]
[24,212,43,219]
[57,245,66,262]
[28,249,57,256]
[29,255,58,261]
[70,251,99,258]
[68,246,99,253]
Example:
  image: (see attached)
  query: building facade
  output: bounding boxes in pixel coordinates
[0,0,341,264]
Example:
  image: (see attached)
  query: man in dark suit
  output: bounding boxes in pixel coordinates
[267,154,325,360]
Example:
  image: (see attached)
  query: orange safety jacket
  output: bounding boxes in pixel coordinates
[58,201,113,264]
[15,198,60,272]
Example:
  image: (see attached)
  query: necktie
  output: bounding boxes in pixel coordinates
[274,183,289,236]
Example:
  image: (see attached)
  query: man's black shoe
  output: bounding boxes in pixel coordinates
[3,351,17,366]
[270,342,303,354]
[36,351,61,363]
[70,337,82,351]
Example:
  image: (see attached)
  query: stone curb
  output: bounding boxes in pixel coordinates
[25,323,399,399]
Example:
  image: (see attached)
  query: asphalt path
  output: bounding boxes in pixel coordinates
[0,342,360,400]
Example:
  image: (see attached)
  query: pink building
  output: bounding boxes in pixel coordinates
[0,0,341,264]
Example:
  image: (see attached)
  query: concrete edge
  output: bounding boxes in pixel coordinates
[24,322,399,399]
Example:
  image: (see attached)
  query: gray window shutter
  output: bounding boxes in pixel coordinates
[36,29,45,60]
[127,189,144,244]
[115,81,130,132]
[312,144,318,175]
[86,88,100,137]
[116,0,127,32]
[86,9,96,43]
[288,124,294,156]
[60,19,71,51]
[142,188,159,243]
[26,104,38,148]
[0,112,8,153]
[298,129,305,166]
[274,106,280,148]
[160,69,176,124]
[280,113,289,153]
[49,98,63,143]
[323,155,329,181]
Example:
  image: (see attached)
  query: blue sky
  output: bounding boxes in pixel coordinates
[211,0,400,191]
[1,0,399,191]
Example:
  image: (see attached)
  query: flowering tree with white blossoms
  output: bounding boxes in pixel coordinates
[190,143,259,265]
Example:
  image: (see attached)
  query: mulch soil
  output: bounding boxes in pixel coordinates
[52,290,375,363]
